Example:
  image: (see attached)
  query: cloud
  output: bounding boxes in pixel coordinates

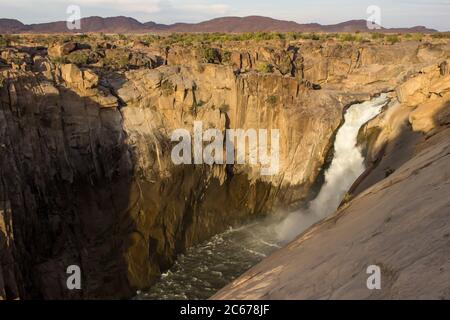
[72,0,162,13]
[0,0,231,19]
[0,0,162,13]
[176,3,230,15]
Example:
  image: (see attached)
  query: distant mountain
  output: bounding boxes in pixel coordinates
[29,16,149,34]
[0,19,29,33]
[167,16,319,33]
[0,15,438,34]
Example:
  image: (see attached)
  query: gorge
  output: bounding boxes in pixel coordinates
[138,94,389,299]
[1,33,449,300]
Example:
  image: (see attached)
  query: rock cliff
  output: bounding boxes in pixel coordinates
[213,57,450,300]
[0,38,449,299]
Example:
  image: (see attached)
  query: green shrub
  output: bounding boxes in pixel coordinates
[300,33,321,41]
[256,61,274,73]
[218,103,230,113]
[140,35,160,45]
[411,33,424,41]
[0,35,19,47]
[73,34,89,41]
[104,49,130,69]
[266,95,278,106]
[66,50,90,65]
[324,33,338,40]
[286,32,301,40]
[386,34,400,44]
[340,33,357,42]
[100,33,112,42]
[310,33,321,41]
[0,36,7,47]
[161,79,175,96]
[341,192,353,205]
[198,47,221,63]
[221,50,232,64]
[371,32,385,40]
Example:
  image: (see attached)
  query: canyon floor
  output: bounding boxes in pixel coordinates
[0,33,449,299]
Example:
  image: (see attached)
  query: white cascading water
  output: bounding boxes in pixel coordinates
[276,94,390,242]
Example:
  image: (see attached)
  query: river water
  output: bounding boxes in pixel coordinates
[136,221,281,300]
[137,94,389,300]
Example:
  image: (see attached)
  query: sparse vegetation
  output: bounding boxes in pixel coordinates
[152,31,329,45]
[256,61,274,73]
[309,33,321,41]
[66,50,90,65]
[221,50,232,64]
[371,32,385,40]
[266,95,278,106]
[339,33,358,42]
[103,49,130,69]
[161,79,175,96]
[139,35,161,45]
[411,33,424,41]
[49,56,68,64]
[431,32,450,39]
[199,47,221,64]
[0,35,19,47]
[341,192,353,205]
[0,35,7,47]
[386,34,400,44]
[219,103,230,113]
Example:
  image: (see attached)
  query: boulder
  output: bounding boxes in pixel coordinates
[60,63,83,86]
[48,42,77,58]
[60,63,98,90]
[409,93,450,133]
[82,69,99,89]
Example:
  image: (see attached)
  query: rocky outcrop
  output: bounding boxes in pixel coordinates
[356,58,450,190]
[0,39,449,299]
[213,60,450,300]
[165,41,450,92]
[48,42,78,58]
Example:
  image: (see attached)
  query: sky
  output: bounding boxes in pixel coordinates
[1,0,450,31]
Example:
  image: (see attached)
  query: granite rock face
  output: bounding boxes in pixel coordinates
[0,39,449,299]
[213,59,450,300]
[0,60,343,299]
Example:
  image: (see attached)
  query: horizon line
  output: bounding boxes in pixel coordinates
[0,15,444,32]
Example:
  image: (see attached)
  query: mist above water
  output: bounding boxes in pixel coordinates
[276,94,389,242]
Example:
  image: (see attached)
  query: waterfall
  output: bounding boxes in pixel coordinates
[276,94,390,242]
